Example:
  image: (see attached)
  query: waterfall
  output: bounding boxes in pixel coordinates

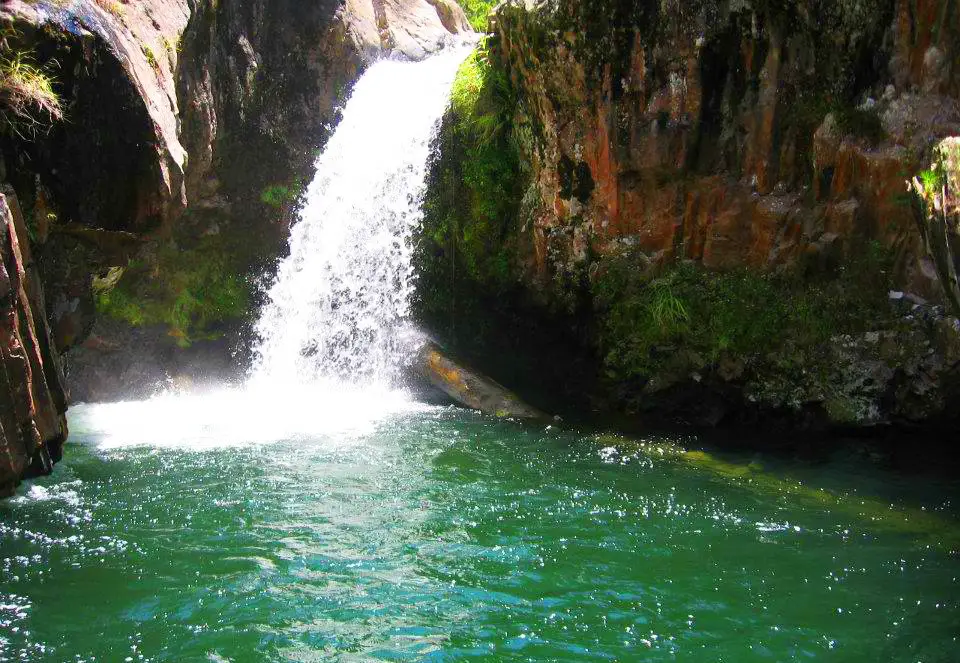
[71,47,472,447]
[249,46,471,387]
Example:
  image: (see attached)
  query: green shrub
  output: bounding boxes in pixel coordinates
[458,0,499,32]
[918,168,945,197]
[142,44,159,70]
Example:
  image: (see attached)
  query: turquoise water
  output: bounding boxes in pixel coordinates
[1,398,958,662]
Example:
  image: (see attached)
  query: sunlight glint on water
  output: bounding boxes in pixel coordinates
[4,411,959,662]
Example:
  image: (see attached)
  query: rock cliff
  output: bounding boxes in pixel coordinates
[419,0,960,431]
[0,192,67,496]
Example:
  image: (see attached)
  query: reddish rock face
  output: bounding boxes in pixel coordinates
[0,193,68,496]
[494,0,960,303]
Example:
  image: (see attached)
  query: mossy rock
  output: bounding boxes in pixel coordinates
[94,233,250,347]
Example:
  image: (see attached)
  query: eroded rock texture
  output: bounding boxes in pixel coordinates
[495,0,958,298]
[420,0,960,431]
[0,193,67,496]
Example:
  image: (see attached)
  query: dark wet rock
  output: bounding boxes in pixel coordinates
[64,318,243,403]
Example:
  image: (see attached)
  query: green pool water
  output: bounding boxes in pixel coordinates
[1,397,958,662]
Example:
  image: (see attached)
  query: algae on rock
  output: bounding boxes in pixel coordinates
[93,234,249,347]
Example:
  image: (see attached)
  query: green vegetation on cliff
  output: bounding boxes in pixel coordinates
[909,138,960,319]
[592,244,897,382]
[0,26,62,137]
[458,0,499,32]
[417,38,522,328]
[260,181,302,209]
[94,234,249,346]
[446,41,519,283]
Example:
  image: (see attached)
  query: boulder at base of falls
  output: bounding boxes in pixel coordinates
[0,193,68,496]
[415,342,546,419]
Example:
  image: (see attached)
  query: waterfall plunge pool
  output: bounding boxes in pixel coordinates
[0,393,958,661]
[4,44,958,663]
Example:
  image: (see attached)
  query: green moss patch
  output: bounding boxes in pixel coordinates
[94,235,249,346]
[260,178,303,209]
[592,244,897,382]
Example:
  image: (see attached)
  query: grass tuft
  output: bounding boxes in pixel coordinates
[457,0,499,32]
[0,28,63,138]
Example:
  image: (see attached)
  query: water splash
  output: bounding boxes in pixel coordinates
[69,385,431,449]
[249,47,472,387]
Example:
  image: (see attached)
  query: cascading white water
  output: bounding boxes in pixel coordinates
[249,46,472,387]
[70,48,473,449]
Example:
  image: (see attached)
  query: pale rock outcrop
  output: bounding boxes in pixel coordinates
[347,0,472,60]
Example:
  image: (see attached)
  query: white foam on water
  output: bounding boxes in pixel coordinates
[10,483,83,507]
[69,383,433,450]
